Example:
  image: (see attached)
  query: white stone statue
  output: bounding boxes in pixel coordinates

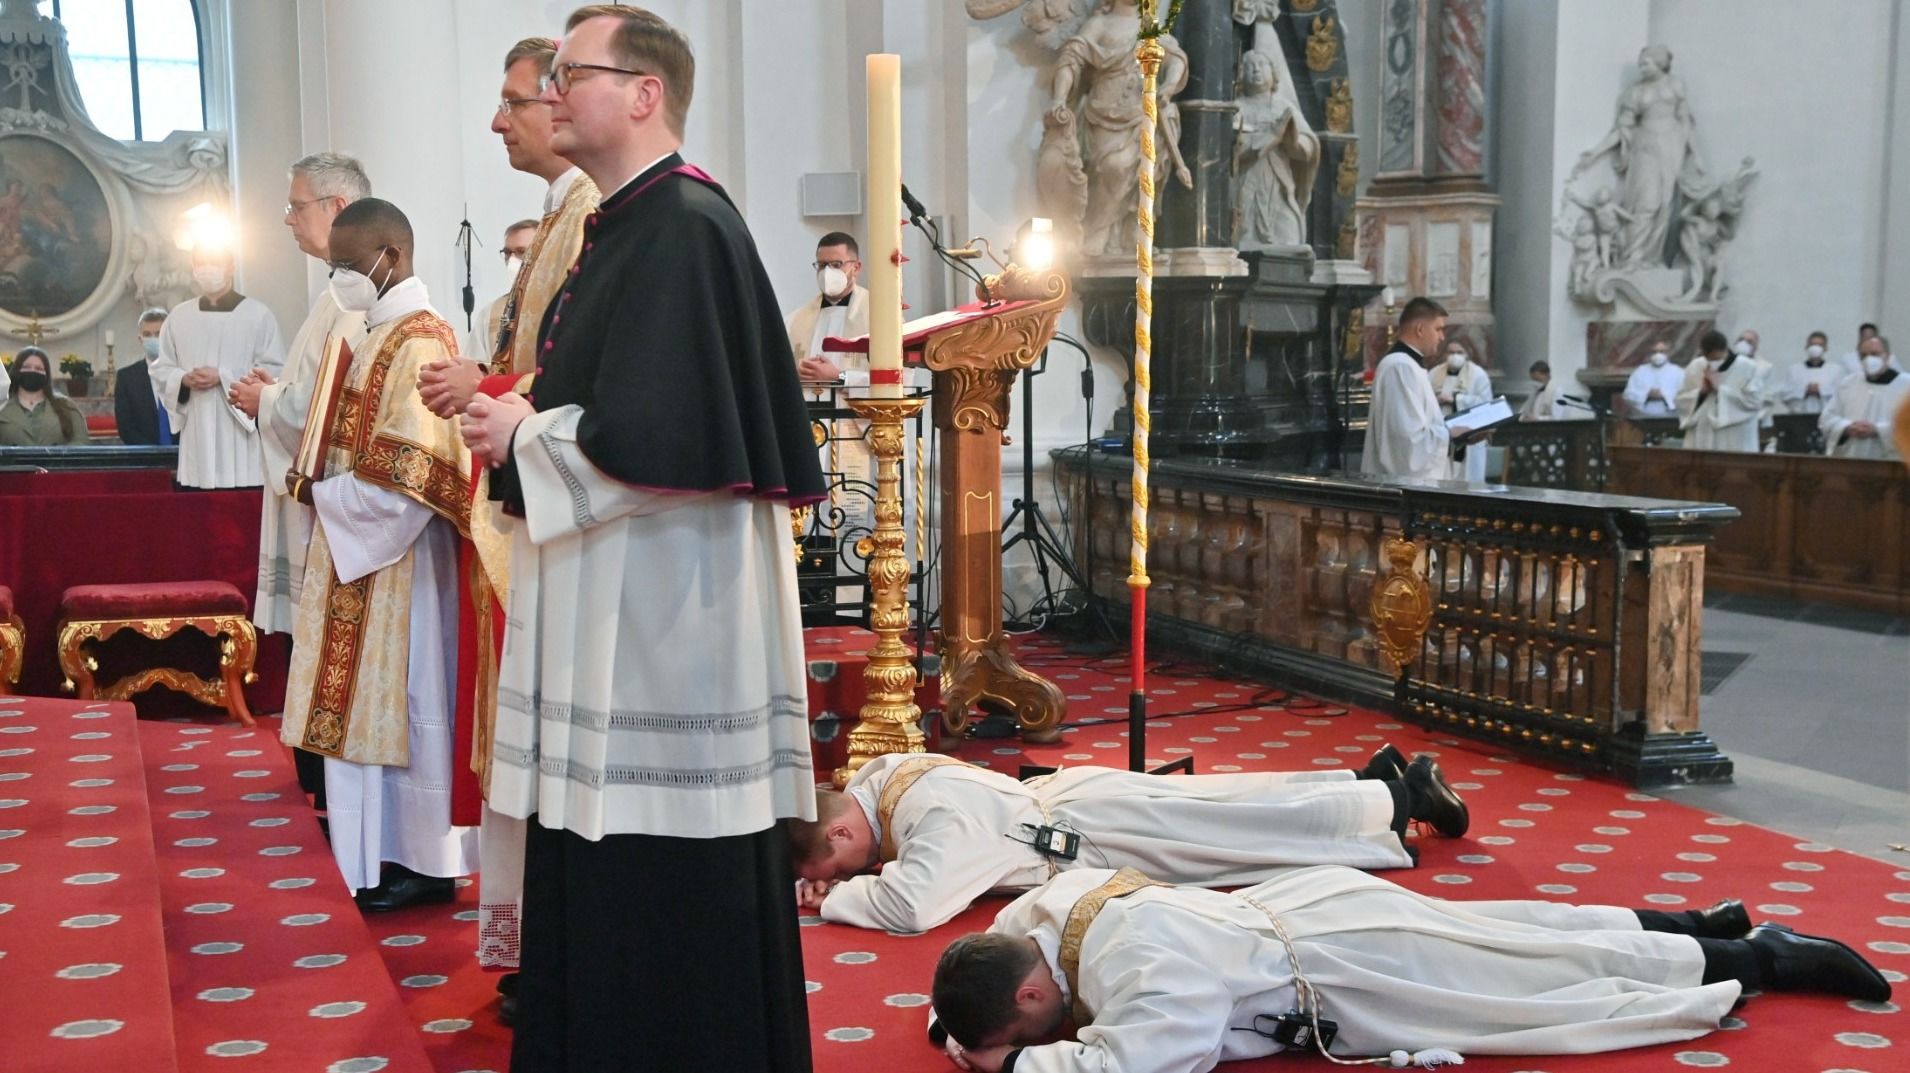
[1025,0,1193,257]
[1563,186,1632,269]
[1575,45,1706,268]
[1233,49,1319,251]
[1676,156,1758,303]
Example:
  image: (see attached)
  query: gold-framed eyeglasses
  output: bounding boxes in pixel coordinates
[496,97,550,116]
[550,62,645,95]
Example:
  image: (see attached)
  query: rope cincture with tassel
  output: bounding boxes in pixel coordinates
[1235,892,1465,1069]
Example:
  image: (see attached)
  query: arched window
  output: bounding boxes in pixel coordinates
[42,0,206,142]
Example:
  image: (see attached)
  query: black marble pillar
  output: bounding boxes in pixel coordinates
[1157,0,1238,249]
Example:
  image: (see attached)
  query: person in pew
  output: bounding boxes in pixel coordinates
[0,347,88,446]
[1821,335,1909,461]
[114,308,174,446]
[1677,329,1766,452]
[788,745,1468,934]
[928,866,1889,1073]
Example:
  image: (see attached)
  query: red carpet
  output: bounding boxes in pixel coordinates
[7,635,1908,1072]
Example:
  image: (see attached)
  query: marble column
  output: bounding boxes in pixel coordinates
[1158,0,1239,250]
[1432,0,1486,177]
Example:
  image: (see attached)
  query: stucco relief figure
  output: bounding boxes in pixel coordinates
[1576,45,1707,268]
[1676,157,1757,303]
[1233,50,1319,251]
[1039,0,1192,256]
[1553,215,1600,300]
[1564,187,1632,269]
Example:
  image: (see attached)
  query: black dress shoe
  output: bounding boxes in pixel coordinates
[1691,899,1752,939]
[497,971,519,998]
[1359,743,1408,782]
[498,994,519,1027]
[1748,924,1891,1002]
[354,869,456,913]
[1404,755,1469,838]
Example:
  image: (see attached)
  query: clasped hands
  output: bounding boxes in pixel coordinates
[460,390,534,469]
[419,356,486,419]
[227,368,273,418]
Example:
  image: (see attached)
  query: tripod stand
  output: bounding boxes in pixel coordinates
[1001,347,1107,633]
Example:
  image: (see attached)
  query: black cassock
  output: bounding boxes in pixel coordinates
[496,153,823,1073]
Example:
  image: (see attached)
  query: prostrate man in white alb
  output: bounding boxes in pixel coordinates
[1622,340,1682,417]
[151,245,285,487]
[229,153,372,634]
[787,746,1468,934]
[1361,297,1478,482]
[1780,330,1837,415]
[1821,335,1909,461]
[928,867,1888,1073]
[1677,329,1766,453]
[787,230,871,378]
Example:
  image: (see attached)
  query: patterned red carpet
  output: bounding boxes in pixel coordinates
[4,633,1907,1072]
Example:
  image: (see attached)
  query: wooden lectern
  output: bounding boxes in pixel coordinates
[827,267,1070,742]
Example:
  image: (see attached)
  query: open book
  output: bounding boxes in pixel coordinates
[1446,396,1516,435]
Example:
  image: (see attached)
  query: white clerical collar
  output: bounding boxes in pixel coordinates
[367,276,432,328]
[606,150,681,201]
[848,781,881,852]
[546,166,584,215]
[1030,926,1071,1008]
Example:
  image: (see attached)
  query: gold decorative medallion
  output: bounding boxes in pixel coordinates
[1306,15,1339,72]
[1370,536,1433,673]
[1336,142,1359,197]
[1325,78,1353,133]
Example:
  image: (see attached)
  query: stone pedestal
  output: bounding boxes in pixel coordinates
[1357,189,1500,370]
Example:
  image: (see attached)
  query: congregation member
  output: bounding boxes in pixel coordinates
[1780,330,1837,415]
[151,244,285,487]
[229,152,372,636]
[417,33,601,1024]
[1621,339,1682,416]
[1821,335,1908,461]
[929,867,1889,1073]
[1518,359,1559,420]
[0,347,87,446]
[1677,329,1766,452]
[113,308,173,445]
[1428,340,1493,480]
[466,219,540,365]
[278,199,478,912]
[456,7,824,1069]
[1362,297,1477,481]
[788,746,1467,934]
[787,230,870,377]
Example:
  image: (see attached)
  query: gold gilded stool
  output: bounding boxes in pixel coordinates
[0,585,22,691]
[57,581,258,725]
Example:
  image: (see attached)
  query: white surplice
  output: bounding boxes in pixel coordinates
[824,755,1408,934]
[253,288,366,633]
[1780,359,1838,416]
[1621,361,1683,417]
[1820,370,1910,460]
[487,405,816,841]
[1676,355,1766,453]
[1431,359,1493,482]
[1361,347,1454,481]
[152,294,286,488]
[973,867,1737,1072]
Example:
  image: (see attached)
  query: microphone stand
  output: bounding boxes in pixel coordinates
[455,208,477,332]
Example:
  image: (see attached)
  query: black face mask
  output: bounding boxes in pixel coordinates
[14,370,48,392]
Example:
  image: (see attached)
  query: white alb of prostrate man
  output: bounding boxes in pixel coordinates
[1622,341,1684,417]
[151,244,286,487]
[1821,335,1909,461]
[790,746,1468,934]
[1428,341,1493,481]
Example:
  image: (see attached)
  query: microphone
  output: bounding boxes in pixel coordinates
[901,182,928,224]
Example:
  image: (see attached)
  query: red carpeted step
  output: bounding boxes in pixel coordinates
[0,697,181,1072]
[139,715,438,1072]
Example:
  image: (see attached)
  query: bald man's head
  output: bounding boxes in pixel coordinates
[328,197,416,297]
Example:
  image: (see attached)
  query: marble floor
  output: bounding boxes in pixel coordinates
[1667,591,1910,864]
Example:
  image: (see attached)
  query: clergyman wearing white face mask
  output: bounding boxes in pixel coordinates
[785,231,871,383]
[1623,341,1687,417]
[148,247,287,487]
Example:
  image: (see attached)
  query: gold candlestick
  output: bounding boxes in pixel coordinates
[835,393,928,788]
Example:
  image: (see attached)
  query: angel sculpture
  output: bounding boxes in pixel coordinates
[1564,186,1633,268]
[1676,156,1758,303]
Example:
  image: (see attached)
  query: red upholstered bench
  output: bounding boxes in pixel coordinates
[56,581,258,725]
[0,585,21,690]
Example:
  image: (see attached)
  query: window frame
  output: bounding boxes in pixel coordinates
[50,0,207,143]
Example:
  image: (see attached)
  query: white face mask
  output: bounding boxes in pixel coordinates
[1445,352,1466,370]
[1862,354,1887,377]
[1732,339,1753,357]
[1805,344,1825,360]
[192,265,228,295]
[504,256,525,279]
[329,249,391,314]
[1649,351,1669,367]
[141,337,161,360]
[816,265,849,300]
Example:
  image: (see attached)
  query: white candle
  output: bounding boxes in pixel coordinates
[1381,287,1395,308]
[103,329,115,347]
[865,53,903,399]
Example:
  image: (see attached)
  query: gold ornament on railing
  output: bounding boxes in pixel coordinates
[1370,536,1433,674]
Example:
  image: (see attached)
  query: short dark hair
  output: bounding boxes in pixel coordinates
[1860,322,1879,335]
[1700,329,1729,355]
[333,197,413,250]
[1808,331,1828,344]
[784,790,851,866]
[566,5,695,137]
[816,232,859,258]
[1398,296,1447,329]
[932,934,1040,1049]
[1529,360,1550,375]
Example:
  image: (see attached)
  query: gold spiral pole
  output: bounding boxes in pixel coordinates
[914,434,927,571]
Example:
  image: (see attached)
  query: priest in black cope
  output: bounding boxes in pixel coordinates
[459,6,824,1072]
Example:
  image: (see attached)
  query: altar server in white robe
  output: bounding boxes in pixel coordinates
[1362,297,1475,482]
[929,867,1889,1073]
[1677,329,1767,453]
[278,199,477,908]
[1836,322,1901,382]
[229,153,371,633]
[151,245,285,487]
[1622,341,1683,416]
[790,747,1470,934]
[1780,330,1838,416]
[1822,336,1910,461]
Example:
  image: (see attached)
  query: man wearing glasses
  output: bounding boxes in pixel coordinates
[464,218,538,368]
[787,231,869,380]
[457,7,822,1071]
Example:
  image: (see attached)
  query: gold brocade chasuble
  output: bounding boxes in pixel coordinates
[465,171,601,796]
[280,311,474,765]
